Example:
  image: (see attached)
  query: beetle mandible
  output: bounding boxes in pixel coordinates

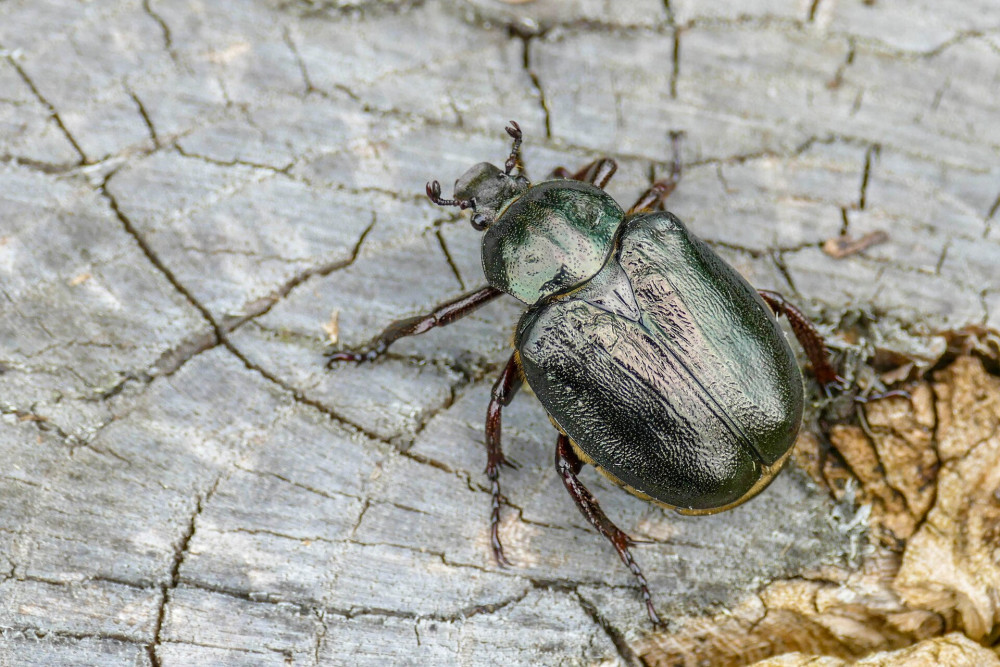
[326,122,842,626]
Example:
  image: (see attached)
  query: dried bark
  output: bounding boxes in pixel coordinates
[1,0,998,664]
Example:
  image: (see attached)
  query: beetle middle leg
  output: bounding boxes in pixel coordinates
[628,131,684,214]
[486,351,524,566]
[758,289,844,391]
[555,433,663,627]
[325,285,502,365]
[550,158,619,189]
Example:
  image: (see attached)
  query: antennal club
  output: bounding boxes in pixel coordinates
[426,180,471,209]
[504,120,523,176]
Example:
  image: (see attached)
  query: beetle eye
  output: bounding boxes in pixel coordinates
[470,213,489,231]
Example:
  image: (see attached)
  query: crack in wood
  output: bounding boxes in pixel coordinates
[128,89,160,148]
[100,175,223,343]
[5,55,86,164]
[827,40,856,89]
[223,215,376,331]
[173,142,295,174]
[839,206,851,235]
[311,608,328,666]
[90,170,378,403]
[771,250,799,294]
[515,31,553,139]
[670,27,681,98]
[141,0,177,62]
[0,155,79,173]
[2,627,148,648]
[575,590,644,667]
[435,229,466,291]
[985,190,1000,239]
[807,0,822,22]
[237,465,366,504]
[860,143,880,210]
[282,27,316,96]
[149,480,218,667]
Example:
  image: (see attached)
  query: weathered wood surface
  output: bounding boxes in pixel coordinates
[0,0,997,665]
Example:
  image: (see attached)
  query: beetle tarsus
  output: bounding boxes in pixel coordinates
[555,434,663,627]
[489,480,512,568]
[628,132,684,214]
[324,347,380,366]
[485,352,525,568]
[504,120,524,176]
[323,287,503,368]
[549,158,618,189]
[505,120,522,140]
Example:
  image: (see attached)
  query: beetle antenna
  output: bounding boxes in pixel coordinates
[426,180,472,209]
[504,120,523,176]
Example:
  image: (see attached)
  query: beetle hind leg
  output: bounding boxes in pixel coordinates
[485,352,524,566]
[555,434,663,627]
[758,289,845,392]
[628,131,684,214]
[549,158,618,189]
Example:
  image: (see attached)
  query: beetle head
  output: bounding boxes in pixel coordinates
[427,163,530,231]
[426,121,531,231]
[458,163,530,229]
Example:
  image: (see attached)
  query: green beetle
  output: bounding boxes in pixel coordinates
[327,122,841,625]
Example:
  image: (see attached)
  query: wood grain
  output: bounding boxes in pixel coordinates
[1,0,998,664]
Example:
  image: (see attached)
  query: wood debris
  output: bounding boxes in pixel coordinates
[822,231,889,259]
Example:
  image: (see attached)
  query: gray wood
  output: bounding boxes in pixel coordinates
[0,0,997,664]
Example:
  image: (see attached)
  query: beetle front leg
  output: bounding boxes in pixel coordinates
[486,351,524,566]
[758,289,844,391]
[325,286,502,365]
[628,131,684,214]
[550,158,619,189]
[555,434,663,627]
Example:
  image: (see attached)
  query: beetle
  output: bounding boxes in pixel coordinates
[326,122,842,626]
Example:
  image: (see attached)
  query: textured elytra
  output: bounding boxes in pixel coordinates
[1,0,998,664]
[518,212,802,509]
